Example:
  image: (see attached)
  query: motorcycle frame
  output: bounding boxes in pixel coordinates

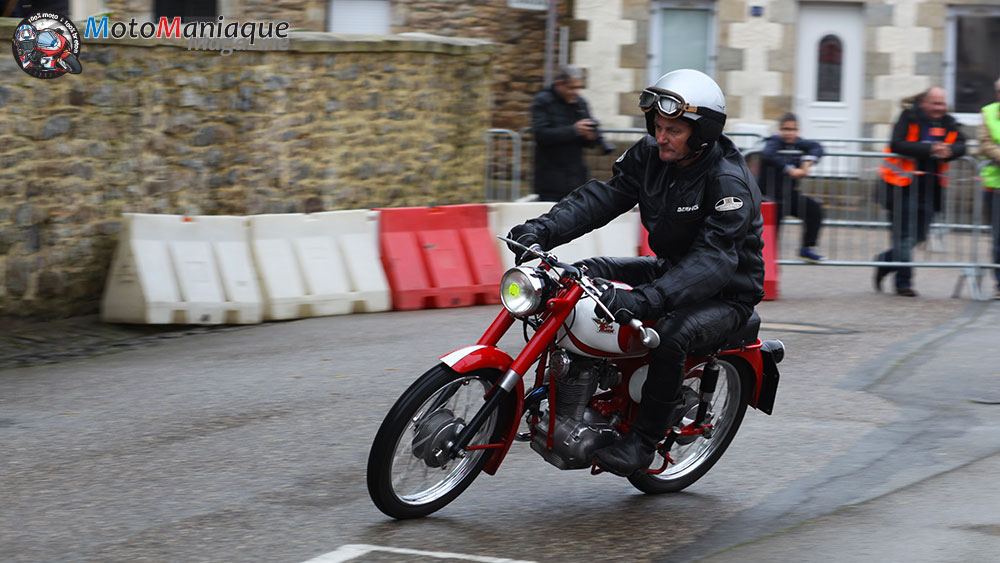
[440,280,770,475]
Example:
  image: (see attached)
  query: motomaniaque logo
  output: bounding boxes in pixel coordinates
[84,16,290,56]
[11,12,83,79]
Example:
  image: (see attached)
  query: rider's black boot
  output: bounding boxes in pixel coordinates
[592,393,679,477]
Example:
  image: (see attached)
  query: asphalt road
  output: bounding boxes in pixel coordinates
[2,266,1000,562]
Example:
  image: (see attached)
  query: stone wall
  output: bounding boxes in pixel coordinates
[0,20,493,318]
[101,0,579,132]
[393,0,579,132]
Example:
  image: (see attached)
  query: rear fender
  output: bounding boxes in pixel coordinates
[721,340,780,414]
[440,345,522,475]
[718,341,765,409]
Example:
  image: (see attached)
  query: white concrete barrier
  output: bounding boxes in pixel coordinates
[101,214,262,325]
[309,209,391,313]
[248,211,391,321]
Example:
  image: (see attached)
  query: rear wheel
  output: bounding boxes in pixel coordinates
[628,357,750,494]
[367,365,509,519]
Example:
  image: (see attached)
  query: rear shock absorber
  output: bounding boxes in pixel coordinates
[693,357,719,427]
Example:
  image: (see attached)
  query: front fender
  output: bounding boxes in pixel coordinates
[440,345,521,475]
[440,345,514,373]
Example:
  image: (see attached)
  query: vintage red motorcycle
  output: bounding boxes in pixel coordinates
[367,238,784,519]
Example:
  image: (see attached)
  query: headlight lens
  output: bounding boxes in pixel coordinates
[500,267,545,316]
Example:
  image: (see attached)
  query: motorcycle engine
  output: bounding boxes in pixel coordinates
[530,351,620,470]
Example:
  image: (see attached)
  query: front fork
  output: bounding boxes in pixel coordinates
[448,286,583,458]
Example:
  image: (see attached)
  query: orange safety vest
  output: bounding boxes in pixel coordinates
[881,122,959,187]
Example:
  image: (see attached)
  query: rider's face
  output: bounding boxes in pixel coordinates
[654,114,693,163]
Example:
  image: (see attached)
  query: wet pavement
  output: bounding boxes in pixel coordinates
[2,263,1000,561]
[0,315,255,370]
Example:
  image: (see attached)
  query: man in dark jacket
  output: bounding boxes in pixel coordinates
[508,69,765,478]
[876,87,967,297]
[531,65,610,201]
[758,112,826,262]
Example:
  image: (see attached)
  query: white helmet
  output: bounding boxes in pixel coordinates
[640,69,727,151]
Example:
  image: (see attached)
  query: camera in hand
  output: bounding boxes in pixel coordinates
[591,120,617,155]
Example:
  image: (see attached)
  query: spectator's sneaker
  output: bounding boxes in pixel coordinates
[799,247,825,263]
[896,287,918,297]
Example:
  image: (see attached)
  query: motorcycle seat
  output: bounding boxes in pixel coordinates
[724,310,761,349]
[692,310,761,356]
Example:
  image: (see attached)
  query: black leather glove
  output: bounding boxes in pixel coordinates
[594,279,649,325]
[506,223,542,265]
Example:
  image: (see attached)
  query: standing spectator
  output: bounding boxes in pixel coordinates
[876,87,967,297]
[758,112,826,262]
[530,65,611,202]
[978,77,1000,300]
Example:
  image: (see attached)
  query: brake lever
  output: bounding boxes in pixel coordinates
[497,235,546,264]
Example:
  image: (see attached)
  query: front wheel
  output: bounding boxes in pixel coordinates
[628,357,751,494]
[59,52,82,74]
[367,364,510,519]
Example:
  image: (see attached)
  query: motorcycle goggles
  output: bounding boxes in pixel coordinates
[638,88,726,122]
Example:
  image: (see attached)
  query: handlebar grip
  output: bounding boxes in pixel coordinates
[629,318,660,349]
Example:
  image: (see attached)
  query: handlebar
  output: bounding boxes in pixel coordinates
[498,235,660,349]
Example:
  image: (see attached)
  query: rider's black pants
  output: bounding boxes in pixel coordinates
[578,256,753,403]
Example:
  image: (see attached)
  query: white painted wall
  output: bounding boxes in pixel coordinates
[725,8,784,126]
[572,0,638,130]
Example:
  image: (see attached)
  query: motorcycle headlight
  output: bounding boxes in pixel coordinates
[500,266,546,316]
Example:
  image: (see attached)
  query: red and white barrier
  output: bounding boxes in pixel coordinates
[101,214,262,324]
[104,201,754,324]
[379,205,503,310]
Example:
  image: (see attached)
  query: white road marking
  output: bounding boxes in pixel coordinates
[302,543,537,563]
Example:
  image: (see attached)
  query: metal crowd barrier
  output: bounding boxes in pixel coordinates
[484,128,767,200]
[484,128,997,299]
[747,148,995,299]
[485,128,522,201]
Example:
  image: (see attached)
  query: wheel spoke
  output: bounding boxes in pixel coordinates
[651,361,741,480]
[387,374,497,505]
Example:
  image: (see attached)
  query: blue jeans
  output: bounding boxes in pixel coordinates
[878,192,933,290]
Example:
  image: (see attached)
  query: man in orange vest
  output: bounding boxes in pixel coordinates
[876,87,966,296]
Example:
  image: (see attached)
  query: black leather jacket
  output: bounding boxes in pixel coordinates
[531,86,597,200]
[522,134,765,316]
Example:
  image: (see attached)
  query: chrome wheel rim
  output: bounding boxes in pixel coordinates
[389,375,497,505]
[651,361,740,480]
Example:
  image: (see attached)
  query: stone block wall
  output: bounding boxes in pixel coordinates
[0,20,493,318]
[103,0,578,132]
[393,0,579,132]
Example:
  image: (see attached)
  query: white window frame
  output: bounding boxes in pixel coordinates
[647,0,717,83]
[945,4,1000,126]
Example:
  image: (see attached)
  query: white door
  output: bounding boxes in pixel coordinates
[795,3,864,176]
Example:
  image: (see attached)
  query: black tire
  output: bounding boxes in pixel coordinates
[60,53,82,74]
[628,356,751,494]
[367,364,510,519]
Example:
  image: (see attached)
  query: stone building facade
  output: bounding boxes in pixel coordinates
[574,0,993,140]
[101,0,581,132]
[0,21,492,317]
